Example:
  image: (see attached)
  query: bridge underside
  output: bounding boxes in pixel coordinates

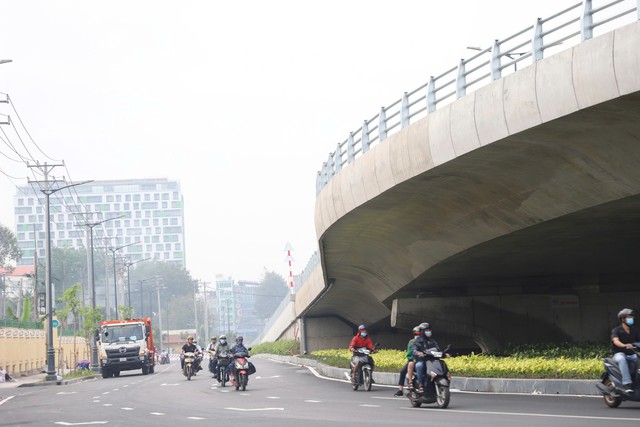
[308,93,640,351]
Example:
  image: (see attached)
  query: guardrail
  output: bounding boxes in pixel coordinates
[316,0,639,194]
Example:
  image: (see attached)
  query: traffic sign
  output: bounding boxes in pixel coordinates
[52,319,59,328]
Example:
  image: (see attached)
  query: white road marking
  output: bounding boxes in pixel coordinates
[92,396,100,399]
[102,404,112,407]
[266,396,280,399]
[359,404,380,408]
[400,407,640,422]
[187,417,205,420]
[0,396,15,406]
[225,407,284,412]
[254,375,280,379]
[56,391,78,395]
[150,412,165,416]
[122,385,129,388]
[54,422,108,426]
[93,401,100,403]
[101,392,110,395]
[161,383,180,386]
[304,400,322,403]
[121,407,134,411]
[112,389,119,391]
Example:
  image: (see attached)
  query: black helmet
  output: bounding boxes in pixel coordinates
[618,308,634,320]
[236,335,243,343]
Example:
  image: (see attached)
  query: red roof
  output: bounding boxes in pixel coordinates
[0,266,35,276]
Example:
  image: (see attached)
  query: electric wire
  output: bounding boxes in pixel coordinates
[7,95,60,162]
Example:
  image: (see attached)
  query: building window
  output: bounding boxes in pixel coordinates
[162,202,168,209]
[107,195,114,202]
[144,194,151,202]
[154,193,160,201]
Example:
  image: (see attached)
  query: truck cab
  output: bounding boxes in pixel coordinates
[97,318,155,378]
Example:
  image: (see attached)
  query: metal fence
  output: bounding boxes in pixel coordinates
[316,0,639,194]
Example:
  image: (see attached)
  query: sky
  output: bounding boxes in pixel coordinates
[0,0,575,283]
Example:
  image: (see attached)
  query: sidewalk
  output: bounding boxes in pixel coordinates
[0,369,98,390]
[256,354,602,396]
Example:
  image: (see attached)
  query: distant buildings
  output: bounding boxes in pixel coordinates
[13,178,186,268]
[212,278,261,342]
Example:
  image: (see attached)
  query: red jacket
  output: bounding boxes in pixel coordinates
[349,334,374,352]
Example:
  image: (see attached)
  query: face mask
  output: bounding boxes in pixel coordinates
[220,339,227,345]
[361,333,367,337]
[425,331,432,337]
[626,318,634,326]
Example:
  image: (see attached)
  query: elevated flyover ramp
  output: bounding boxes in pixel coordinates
[309,17,640,351]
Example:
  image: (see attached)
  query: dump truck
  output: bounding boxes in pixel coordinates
[97,317,155,378]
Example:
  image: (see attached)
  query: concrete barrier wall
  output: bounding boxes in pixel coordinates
[0,327,90,377]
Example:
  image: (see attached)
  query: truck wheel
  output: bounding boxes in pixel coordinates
[149,365,155,374]
[142,365,149,375]
[113,371,120,377]
[101,369,110,379]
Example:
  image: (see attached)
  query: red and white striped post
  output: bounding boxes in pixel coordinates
[284,242,295,295]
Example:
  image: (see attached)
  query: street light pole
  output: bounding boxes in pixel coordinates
[123,257,151,309]
[108,241,137,319]
[28,164,90,381]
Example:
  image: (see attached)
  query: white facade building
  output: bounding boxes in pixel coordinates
[13,178,186,268]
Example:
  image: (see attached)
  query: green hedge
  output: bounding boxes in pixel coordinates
[256,341,606,379]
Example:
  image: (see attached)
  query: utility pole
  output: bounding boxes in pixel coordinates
[28,162,90,381]
[75,212,119,372]
[193,281,199,340]
[155,277,164,352]
[108,240,137,319]
[201,281,210,341]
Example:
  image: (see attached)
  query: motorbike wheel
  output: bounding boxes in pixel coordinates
[436,384,450,409]
[363,369,372,391]
[221,369,227,387]
[186,365,193,381]
[603,377,622,408]
[240,373,248,391]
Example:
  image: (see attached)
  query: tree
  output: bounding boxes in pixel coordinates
[254,270,288,319]
[58,283,82,368]
[0,223,21,270]
[119,305,134,319]
[20,295,31,322]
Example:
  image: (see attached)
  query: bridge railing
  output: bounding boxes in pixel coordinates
[316,0,639,195]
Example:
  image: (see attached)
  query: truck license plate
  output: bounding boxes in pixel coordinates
[120,357,127,362]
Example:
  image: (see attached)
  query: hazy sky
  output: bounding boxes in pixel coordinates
[0,0,572,283]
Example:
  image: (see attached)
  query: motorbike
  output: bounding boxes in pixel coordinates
[595,346,640,408]
[407,345,451,408]
[160,351,170,365]
[232,349,253,391]
[183,352,196,380]
[216,352,232,387]
[350,346,378,391]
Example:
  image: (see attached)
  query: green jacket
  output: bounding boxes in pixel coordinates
[406,338,415,362]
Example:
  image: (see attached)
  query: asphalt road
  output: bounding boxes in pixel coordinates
[1,355,639,426]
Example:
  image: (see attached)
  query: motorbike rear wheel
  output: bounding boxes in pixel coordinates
[239,373,248,391]
[220,368,227,387]
[186,365,193,380]
[352,372,359,391]
[603,377,622,408]
[363,369,372,391]
[436,384,450,408]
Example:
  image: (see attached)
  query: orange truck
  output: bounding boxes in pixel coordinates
[97,318,155,378]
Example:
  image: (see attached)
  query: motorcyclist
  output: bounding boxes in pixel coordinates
[230,336,250,384]
[206,336,218,376]
[213,335,232,381]
[394,326,421,396]
[411,322,441,394]
[611,308,640,393]
[180,336,202,372]
[348,325,376,384]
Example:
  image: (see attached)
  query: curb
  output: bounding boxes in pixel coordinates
[18,375,99,388]
[256,354,601,396]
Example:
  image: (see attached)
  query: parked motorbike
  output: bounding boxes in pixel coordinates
[407,345,451,408]
[183,352,196,380]
[350,345,378,391]
[233,349,253,391]
[595,346,640,408]
[216,352,232,387]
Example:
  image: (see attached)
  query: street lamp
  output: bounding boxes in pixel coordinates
[0,59,12,65]
[138,276,160,317]
[108,240,138,319]
[123,257,151,308]
[28,168,90,381]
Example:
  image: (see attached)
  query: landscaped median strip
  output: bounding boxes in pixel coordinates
[254,354,601,396]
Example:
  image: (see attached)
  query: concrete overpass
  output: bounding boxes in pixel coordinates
[260,2,640,353]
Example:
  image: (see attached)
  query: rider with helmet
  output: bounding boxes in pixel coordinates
[348,325,376,384]
[206,336,218,376]
[212,334,232,381]
[180,336,202,371]
[411,322,441,394]
[394,325,421,396]
[611,308,640,393]
[230,335,250,384]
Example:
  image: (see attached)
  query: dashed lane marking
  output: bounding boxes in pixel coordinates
[225,408,284,412]
[121,407,134,411]
[266,396,280,399]
[150,412,165,416]
[54,422,108,426]
[254,375,280,379]
[187,417,205,420]
[359,404,380,408]
[304,400,322,403]
[102,404,112,407]
[57,392,78,395]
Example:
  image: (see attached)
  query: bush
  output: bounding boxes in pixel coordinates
[252,340,300,356]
